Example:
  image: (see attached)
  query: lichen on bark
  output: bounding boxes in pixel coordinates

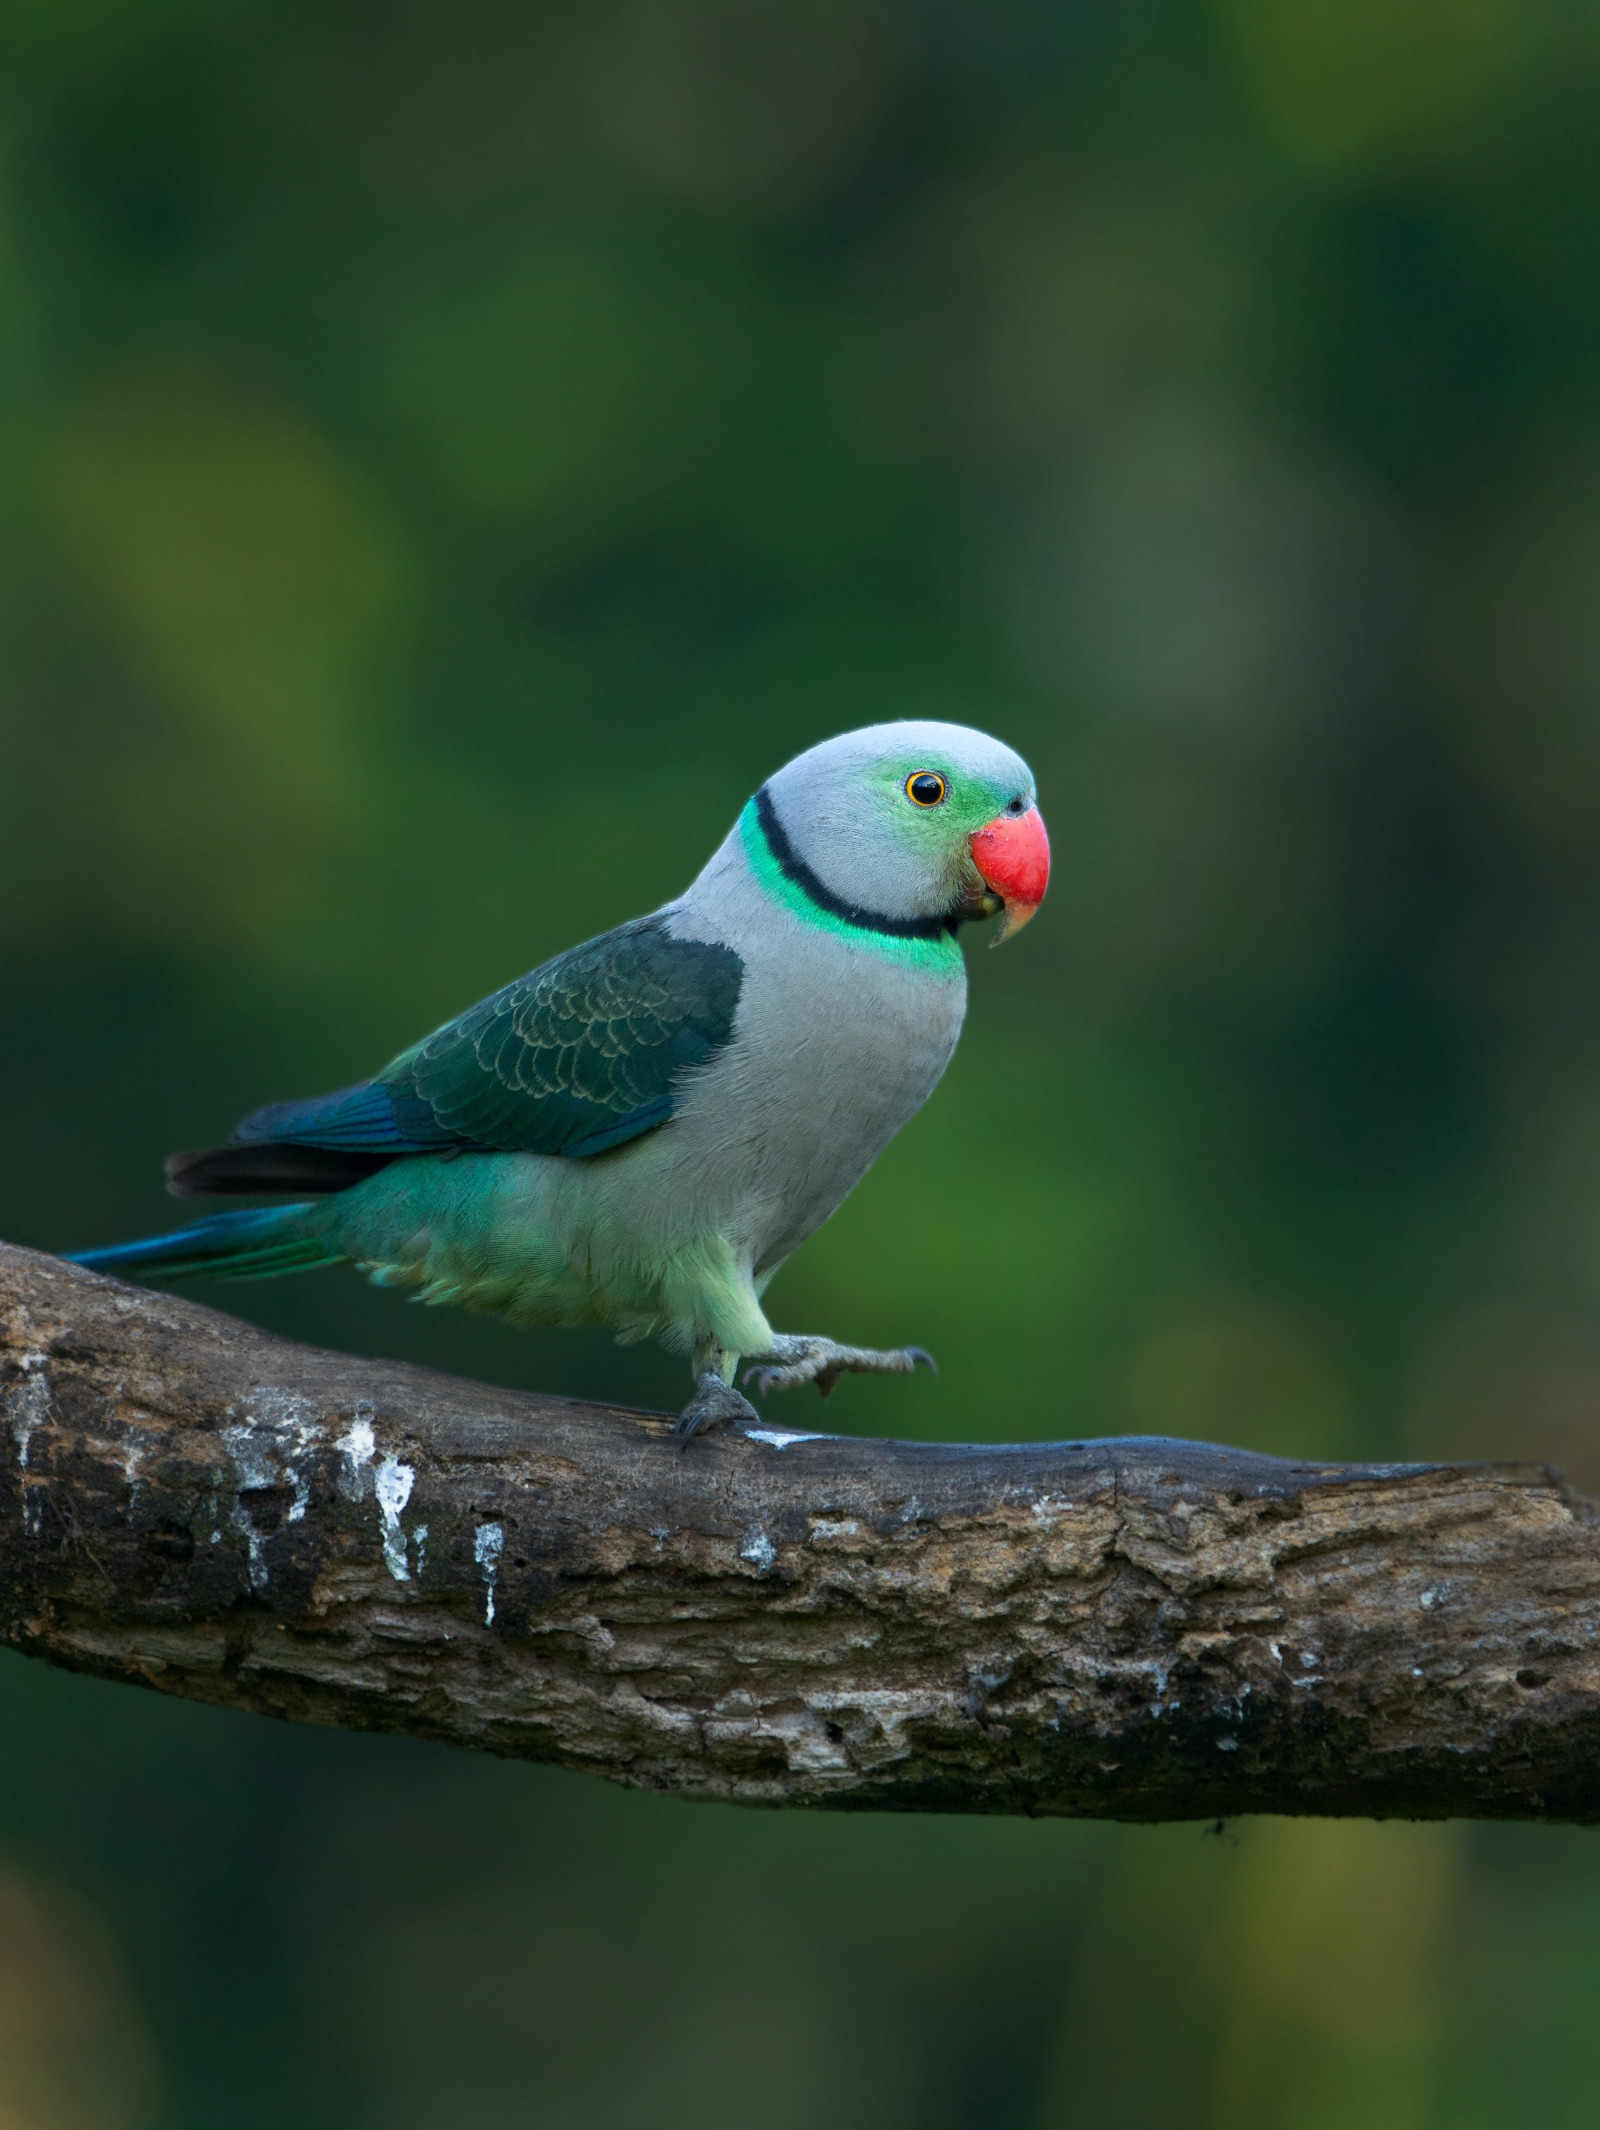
[2,1241,1599,1820]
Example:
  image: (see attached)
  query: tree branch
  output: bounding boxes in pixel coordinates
[2,1241,1598,1819]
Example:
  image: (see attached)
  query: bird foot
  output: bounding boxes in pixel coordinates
[675,1371,761,1446]
[742,1336,936,1400]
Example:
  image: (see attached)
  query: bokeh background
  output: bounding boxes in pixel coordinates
[5,0,1600,2121]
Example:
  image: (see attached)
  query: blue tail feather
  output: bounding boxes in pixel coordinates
[67,1204,342,1284]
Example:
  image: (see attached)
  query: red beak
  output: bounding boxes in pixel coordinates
[969,806,1050,941]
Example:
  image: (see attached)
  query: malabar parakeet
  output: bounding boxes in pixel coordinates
[69,722,1050,1437]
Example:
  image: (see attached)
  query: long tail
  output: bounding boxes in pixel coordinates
[66,1203,344,1284]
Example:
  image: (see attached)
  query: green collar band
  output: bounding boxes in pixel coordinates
[740,793,964,973]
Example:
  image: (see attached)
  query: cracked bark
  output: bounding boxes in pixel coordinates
[3,1241,1600,1820]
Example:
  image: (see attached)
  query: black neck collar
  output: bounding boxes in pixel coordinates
[754,785,959,941]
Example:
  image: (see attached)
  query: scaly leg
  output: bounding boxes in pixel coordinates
[742,1334,936,1400]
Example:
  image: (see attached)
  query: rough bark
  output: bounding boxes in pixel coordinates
[3,1241,1599,1820]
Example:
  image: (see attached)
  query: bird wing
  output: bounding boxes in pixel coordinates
[232,915,744,1163]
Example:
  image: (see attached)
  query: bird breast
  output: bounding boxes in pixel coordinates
[661,907,968,1275]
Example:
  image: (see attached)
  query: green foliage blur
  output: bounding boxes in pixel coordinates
[5,0,1600,2122]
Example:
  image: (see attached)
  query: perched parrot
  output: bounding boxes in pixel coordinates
[69,722,1049,1437]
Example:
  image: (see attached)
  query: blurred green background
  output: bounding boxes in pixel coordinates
[5,0,1600,2121]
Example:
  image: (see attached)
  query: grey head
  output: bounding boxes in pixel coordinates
[758,720,1048,938]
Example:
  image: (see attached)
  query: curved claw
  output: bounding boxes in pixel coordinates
[906,1347,938,1376]
[741,1364,781,1398]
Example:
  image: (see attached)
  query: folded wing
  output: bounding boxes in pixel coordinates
[167,915,744,1197]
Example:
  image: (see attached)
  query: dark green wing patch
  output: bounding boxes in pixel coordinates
[231,915,744,1163]
[388,916,744,1158]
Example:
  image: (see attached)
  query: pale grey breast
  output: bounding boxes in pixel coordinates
[665,832,968,1273]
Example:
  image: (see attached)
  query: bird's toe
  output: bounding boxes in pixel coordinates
[675,1372,760,1446]
[743,1337,936,1396]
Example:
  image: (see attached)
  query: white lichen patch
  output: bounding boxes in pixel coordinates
[86,1425,156,1511]
[335,1406,377,1499]
[740,1528,777,1574]
[6,1353,51,1470]
[745,1428,829,1449]
[221,1387,324,1590]
[474,1521,504,1625]
[233,1390,322,1516]
[808,1517,864,1546]
[334,1405,425,1583]
[1029,1493,1073,1527]
[374,1455,415,1582]
[413,1524,428,1577]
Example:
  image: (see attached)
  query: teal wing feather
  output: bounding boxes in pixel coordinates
[234,915,743,1162]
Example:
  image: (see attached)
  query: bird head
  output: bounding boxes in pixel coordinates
[757,721,1049,943]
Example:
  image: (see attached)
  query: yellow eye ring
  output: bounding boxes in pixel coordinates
[905,771,947,807]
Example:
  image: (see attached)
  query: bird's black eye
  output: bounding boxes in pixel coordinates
[906,771,947,807]
[1006,796,1025,815]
